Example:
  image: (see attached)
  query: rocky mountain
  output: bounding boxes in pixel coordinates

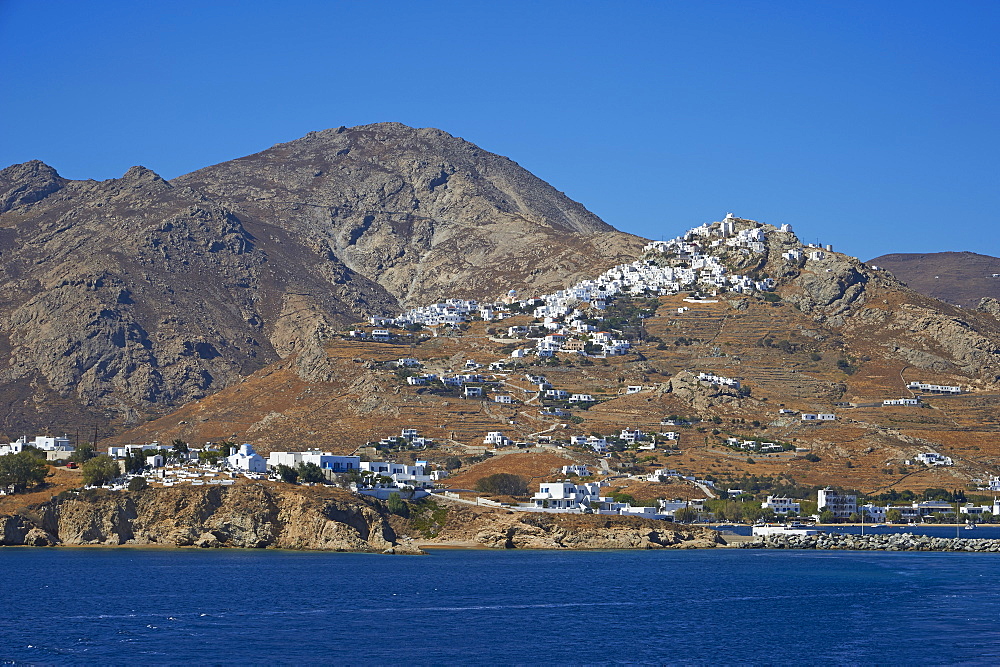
[0,124,642,434]
[868,251,1000,309]
[174,123,639,306]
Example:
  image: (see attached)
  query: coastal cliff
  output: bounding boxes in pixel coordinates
[0,483,722,552]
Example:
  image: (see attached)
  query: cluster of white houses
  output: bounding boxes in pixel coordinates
[861,499,1000,523]
[0,435,75,461]
[725,438,788,453]
[372,215,814,362]
[529,480,698,519]
[697,372,741,389]
[914,452,954,466]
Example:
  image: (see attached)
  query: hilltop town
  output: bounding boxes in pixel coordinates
[4,211,1000,542]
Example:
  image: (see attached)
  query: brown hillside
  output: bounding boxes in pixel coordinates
[869,251,1000,308]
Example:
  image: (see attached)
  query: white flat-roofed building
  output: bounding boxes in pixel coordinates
[484,431,511,447]
[817,488,857,519]
[1,434,75,457]
[268,451,360,473]
[907,381,962,394]
[884,398,920,406]
[532,481,609,510]
[762,496,801,515]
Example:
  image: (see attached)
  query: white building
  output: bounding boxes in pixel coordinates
[619,429,643,443]
[484,431,512,447]
[762,496,801,515]
[915,452,953,466]
[884,398,920,406]
[227,444,267,473]
[267,451,361,473]
[698,372,741,389]
[817,488,857,519]
[532,481,609,510]
[907,381,962,394]
[1,434,75,459]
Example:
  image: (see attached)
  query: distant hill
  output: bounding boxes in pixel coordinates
[868,251,1000,308]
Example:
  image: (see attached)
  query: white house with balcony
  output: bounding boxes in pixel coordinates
[817,488,857,519]
[532,481,610,510]
[762,496,801,515]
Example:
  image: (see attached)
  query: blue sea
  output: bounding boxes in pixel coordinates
[3,547,1000,664]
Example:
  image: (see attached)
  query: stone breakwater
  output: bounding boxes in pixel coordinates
[739,531,1000,552]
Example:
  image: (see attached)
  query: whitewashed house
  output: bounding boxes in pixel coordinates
[532,481,610,510]
[484,431,511,447]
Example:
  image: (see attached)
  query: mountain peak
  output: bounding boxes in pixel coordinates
[0,159,66,213]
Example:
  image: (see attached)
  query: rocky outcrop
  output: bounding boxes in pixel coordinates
[978,297,1000,319]
[784,253,895,324]
[0,484,410,552]
[427,508,724,550]
[660,370,745,411]
[474,514,722,549]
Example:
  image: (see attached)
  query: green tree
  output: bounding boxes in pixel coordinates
[474,473,528,496]
[124,450,146,474]
[275,464,299,484]
[128,476,149,492]
[296,462,326,484]
[674,507,698,523]
[386,491,410,517]
[199,450,223,464]
[171,439,189,455]
[20,445,47,462]
[610,492,638,505]
[444,456,463,470]
[819,509,836,524]
[0,452,49,493]
[69,443,97,464]
[81,454,120,487]
[886,509,903,523]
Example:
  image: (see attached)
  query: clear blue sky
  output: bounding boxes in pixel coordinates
[2,1,997,260]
